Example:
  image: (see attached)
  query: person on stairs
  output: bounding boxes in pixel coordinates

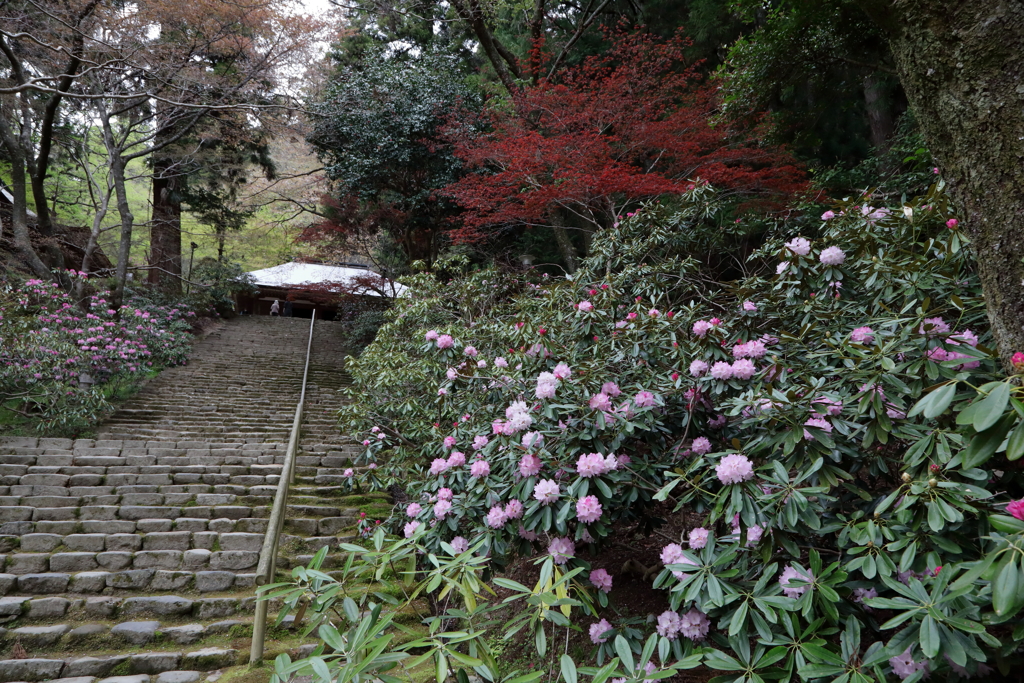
[270,299,280,316]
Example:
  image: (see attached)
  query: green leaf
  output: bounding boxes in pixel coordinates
[559,655,577,683]
[909,382,956,419]
[919,615,940,658]
[1006,421,1024,461]
[614,635,634,673]
[974,382,1010,432]
[993,558,1021,618]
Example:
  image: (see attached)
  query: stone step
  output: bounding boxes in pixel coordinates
[0,593,259,618]
[0,645,242,681]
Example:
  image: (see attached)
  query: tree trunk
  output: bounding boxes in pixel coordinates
[103,117,136,312]
[551,221,578,274]
[149,152,183,294]
[862,73,895,151]
[6,154,53,280]
[854,0,1024,371]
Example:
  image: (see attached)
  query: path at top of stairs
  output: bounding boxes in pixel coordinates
[0,317,376,683]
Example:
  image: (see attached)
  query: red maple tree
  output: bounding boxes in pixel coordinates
[442,29,808,244]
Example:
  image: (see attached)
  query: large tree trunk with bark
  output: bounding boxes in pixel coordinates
[854,0,1024,371]
[149,151,183,294]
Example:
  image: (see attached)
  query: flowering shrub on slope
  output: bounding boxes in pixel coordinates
[1,273,194,432]
[337,183,1024,680]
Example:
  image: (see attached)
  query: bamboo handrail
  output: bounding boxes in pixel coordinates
[249,310,316,665]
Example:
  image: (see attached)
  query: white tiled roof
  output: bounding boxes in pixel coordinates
[246,262,405,297]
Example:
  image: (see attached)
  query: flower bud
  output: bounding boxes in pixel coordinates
[901,472,912,483]
[928,478,938,488]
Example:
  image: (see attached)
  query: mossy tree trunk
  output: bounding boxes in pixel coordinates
[855,0,1024,371]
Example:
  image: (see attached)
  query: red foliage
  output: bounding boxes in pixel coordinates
[442,29,808,243]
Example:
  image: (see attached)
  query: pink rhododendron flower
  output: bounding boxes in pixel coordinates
[589,619,613,643]
[634,391,656,408]
[470,460,490,477]
[692,320,713,336]
[688,527,709,549]
[1007,499,1024,520]
[472,435,489,451]
[590,568,613,592]
[656,611,681,638]
[404,521,420,538]
[578,300,593,312]
[821,210,835,220]
[946,218,958,229]
[553,362,572,379]
[447,451,466,468]
[812,396,843,416]
[850,326,874,344]
[576,452,611,478]
[463,345,478,357]
[786,237,811,256]
[504,499,524,519]
[733,340,766,359]
[443,436,457,449]
[446,367,458,380]
[477,360,487,368]
[548,537,575,564]
[589,392,613,411]
[678,608,710,640]
[522,431,544,449]
[689,359,709,377]
[626,311,637,320]
[716,454,754,485]
[601,381,621,397]
[731,359,757,379]
[920,317,950,335]
[437,388,447,396]
[520,453,543,477]
[406,503,422,517]
[434,499,453,519]
[649,308,660,317]
[776,261,789,274]
[691,437,712,456]
[779,564,814,598]
[450,536,469,553]
[429,458,450,475]
[534,479,560,504]
[803,417,833,441]
[425,330,439,341]
[437,488,453,500]
[710,361,733,380]
[536,372,559,399]
[436,334,454,349]
[576,495,603,523]
[494,356,508,368]
[518,526,539,541]
[742,300,757,311]
[889,647,929,680]
[819,246,845,265]
[485,506,507,528]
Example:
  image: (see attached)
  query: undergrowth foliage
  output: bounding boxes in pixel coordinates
[272,184,1024,683]
[0,273,195,433]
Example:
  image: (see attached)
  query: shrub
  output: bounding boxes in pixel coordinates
[328,182,1024,680]
[0,273,195,433]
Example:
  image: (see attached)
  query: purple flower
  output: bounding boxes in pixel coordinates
[436,334,454,349]
[504,499,524,519]
[688,527,709,549]
[656,611,681,638]
[404,521,420,538]
[463,345,478,357]
[742,300,757,311]
[576,495,603,523]
[803,417,833,441]
[850,326,874,344]
[678,608,710,640]
[589,618,613,643]
[406,503,422,517]
[450,536,469,553]
[472,435,489,451]
[689,359,709,377]
[433,499,453,519]
[779,564,814,598]
[548,537,575,564]
[494,356,508,368]
[601,381,621,397]
[437,488,453,500]
[589,568,613,592]
[425,330,439,341]
[634,390,656,408]
[470,460,490,477]
[691,437,712,456]
[553,362,572,379]
[447,451,466,467]
[776,261,789,274]
[716,454,754,485]
[889,647,929,680]
[485,506,507,528]
[429,458,450,475]
[821,210,835,220]
[589,392,613,411]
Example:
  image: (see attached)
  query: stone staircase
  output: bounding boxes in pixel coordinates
[0,317,373,683]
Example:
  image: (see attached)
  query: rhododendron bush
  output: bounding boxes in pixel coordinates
[334,183,1024,681]
[1,274,195,432]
